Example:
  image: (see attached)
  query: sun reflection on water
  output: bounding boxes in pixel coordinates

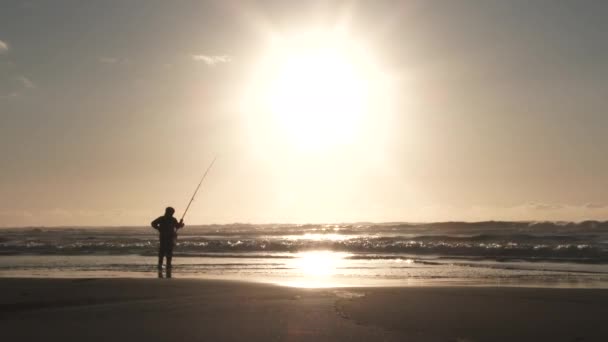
[286,233,354,241]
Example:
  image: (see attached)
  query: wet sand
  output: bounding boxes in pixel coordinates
[1,278,607,341]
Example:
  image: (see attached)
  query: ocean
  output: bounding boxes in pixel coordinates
[2,221,608,287]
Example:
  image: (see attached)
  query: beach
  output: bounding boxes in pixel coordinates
[3,0,608,341]
[3,224,608,288]
[1,278,607,341]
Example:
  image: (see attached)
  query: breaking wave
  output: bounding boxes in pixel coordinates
[1,221,607,263]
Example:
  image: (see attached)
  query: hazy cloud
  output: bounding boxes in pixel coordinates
[527,203,564,211]
[0,208,148,227]
[584,203,606,209]
[0,40,8,53]
[414,203,608,223]
[0,92,19,99]
[0,210,33,218]
[191,54,231,66]
[47,208,73,217]
[16,75,35,89]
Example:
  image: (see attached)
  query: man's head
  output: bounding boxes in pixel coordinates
[165,207,175,217]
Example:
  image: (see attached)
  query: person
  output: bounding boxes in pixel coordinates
[151,207,184,278]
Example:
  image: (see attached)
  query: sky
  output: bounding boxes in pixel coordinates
[1,0,607,226]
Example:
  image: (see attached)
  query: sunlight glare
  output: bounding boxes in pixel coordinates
[294,250,347,277]
[268,48,367,149]
[287,233,352,241]
[244,30,388,152]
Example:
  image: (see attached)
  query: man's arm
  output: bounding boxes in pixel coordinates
[151,217,162,230]
[177,219,185,230]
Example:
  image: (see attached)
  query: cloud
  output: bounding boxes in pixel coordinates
[1,76,34,100]
[191,54,232,66]
[0,40,8,53]
[16,75,35,89]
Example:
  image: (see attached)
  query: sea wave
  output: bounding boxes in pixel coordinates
[4,220,608,235]
[1,224,607,262]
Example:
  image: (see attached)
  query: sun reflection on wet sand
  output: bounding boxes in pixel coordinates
[280,251,351,288]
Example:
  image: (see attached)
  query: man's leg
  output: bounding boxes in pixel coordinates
[166,247,173,278]
[158,241,165,278]
[158,246,164,268]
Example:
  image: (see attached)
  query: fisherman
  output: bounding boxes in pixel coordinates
[151,207,184,278]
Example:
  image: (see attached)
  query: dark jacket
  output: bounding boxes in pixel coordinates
[151,215,184,239]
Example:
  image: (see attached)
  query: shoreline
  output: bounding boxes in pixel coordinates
[3,253,608,290]
[1,278,608,341]
[3,274,608,290]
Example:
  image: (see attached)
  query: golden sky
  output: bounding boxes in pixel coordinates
[1,1,607,226]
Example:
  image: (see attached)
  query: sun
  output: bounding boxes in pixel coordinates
[268,47,367,149]
[244,30,384,151]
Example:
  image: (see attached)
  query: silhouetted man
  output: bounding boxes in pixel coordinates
[151,207,184,278]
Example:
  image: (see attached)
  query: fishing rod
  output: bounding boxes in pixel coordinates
[180,156,218,222]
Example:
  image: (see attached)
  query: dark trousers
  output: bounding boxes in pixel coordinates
[158,237,174,268]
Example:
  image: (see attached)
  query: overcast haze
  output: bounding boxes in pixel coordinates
[1,0,607,226]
